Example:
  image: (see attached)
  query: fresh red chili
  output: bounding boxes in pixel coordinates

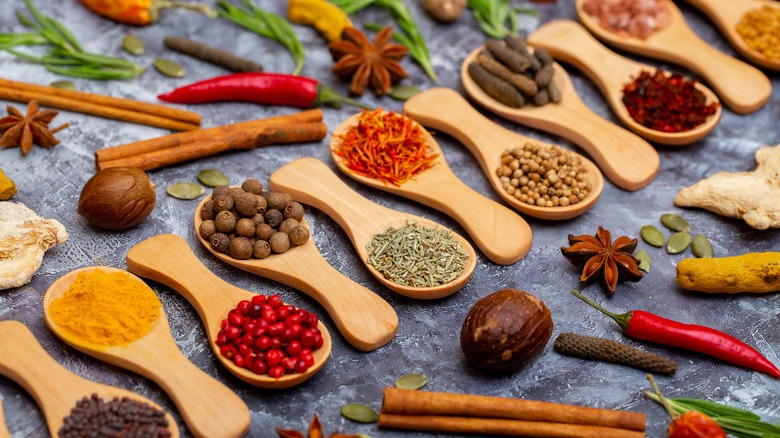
[572,290,780,379]
[157,72,370,110]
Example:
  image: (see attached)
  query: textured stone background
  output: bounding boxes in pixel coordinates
[1,1,779,437]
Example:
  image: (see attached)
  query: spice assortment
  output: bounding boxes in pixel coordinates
[468,35,561,109]
[1,0,779,436]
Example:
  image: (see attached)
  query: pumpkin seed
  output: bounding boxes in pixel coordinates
[661,213,691,232]
[389,85,422,101]
[122,35,144,56]
[166,182,205,200]
[341,404,378,423]
[666,231,691,254]
[691,234,713,258]
[49,80,76,90]
[634,249,651,272]
[154,58,185,78]
[640,225,664,247]
[394,373,427,390]
[197,169,229,187]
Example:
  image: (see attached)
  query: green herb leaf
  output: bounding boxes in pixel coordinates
[341,404,379,423]
[466,0,539,39]
[389,85,422,101]
[673,398,761,421]
[394,373,428,389]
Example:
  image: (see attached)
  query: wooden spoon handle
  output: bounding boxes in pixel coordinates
[527,20,641,105]
[0,321,80,434]
[0,399,9,438]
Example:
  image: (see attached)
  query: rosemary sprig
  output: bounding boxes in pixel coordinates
[329,0,437,82]
[467,0,539,39]
[645,390,780,437]
[217,0,305,75]
[0,0,143,80]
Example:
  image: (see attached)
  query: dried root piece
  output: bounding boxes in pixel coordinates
[675,144,780,230]
[0,202,68,290]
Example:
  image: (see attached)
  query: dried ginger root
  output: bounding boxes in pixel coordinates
[675,144,780,230]
[0,202,68,290]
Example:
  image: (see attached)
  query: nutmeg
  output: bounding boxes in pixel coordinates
[460,288,553,372]
[77,167,156,230]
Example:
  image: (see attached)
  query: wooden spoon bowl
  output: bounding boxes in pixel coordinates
[680,0,780,71]
[189,204,398,352]
[270,157,477,299]
[329,111,532,265]
[0,320,180,438]
[461,46,659,191]
[403,88,604,220]
[43,267,250,437]
[123,244,333,389]
[527,20,722,145]
[575,0,771,113]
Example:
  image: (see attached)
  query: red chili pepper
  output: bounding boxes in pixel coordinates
[157,73,371,110]
[572,290,780,379]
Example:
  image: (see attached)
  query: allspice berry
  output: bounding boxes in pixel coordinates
[269,232,291,254]
[199,220,217,239]
[200,200,215,221]
[250,213,265,226]
[264,209,284,228]
[266,192,289,211]
[235,218,256,237]
[212,194,234,213]
[210,233,230,253]
[215,210,237,233]
[228,187,245,201]
[77,167,156,230]
[235,192,259,217]
[278,218,299,235]
[242,179,263,195]
[253,240,271,259]
[229,237,253,259]
[283,202,304,221]
[256,223,274,241]
[289,226,310,246]
[212,186,230,198]
[256,195,268,215]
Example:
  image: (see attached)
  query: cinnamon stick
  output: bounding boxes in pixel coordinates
[95,108,323,163]
[381,388,646,432]
[0,78,200,126]
[97,122,327,171]
[377,414,645,438]
[0,87,199,132]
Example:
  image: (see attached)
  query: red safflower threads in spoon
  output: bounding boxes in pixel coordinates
[215,294,324,379]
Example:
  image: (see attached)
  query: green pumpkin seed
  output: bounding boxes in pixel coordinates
[640,225,664,247]
[341,404,378,423]
[197,169,229,187]
[394,373,427,390]
[691,234,713,258]
[166,182,205,200]
[661,213,691,232]
[49,80,76,91]
[666,231,691,254]
[122,35,145,56]
[154,58,185,78]
[389,85,423,101]
[634,249,651,272]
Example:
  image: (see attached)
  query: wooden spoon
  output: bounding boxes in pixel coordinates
[680,0,780,71]
[329,112,531,265]
[402,88,605,220]
[526,20,722,145]
[0,396,10,438]
[125,238,332,388]
[461,49,659,191]
[42,267,250,438]
[575,0,771,113]
[0,320,180,438]
[270,158,477,299]
[192,207,395,352]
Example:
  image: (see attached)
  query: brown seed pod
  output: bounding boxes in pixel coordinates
[468,62,525,108]
[253,240,271,259]
[214,210,237,233]
[283,201,305,221]
[269,232,291,254]
[266,192,290,211]
[200,200,215,221]
[228,237,253,259]
[422,0,466,22]
[289,226,310,246]
[199,220,217,240]
[228,187,245,201]
[241,179,263,195]
[255,223,274,241]
[235,218,256,237]
[210,233,230,253]
[250,212,265,226]
[212,186,230,198]
[264,209,284,228]
[278,218,300,235]
[235,192,259,217]
[77,167,156,230]
[212,194,234,213]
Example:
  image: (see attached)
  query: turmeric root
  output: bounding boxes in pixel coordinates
[674,144,780,230]
[0,169,16,200]
[676,252,780,293]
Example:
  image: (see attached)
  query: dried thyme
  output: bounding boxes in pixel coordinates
[366,220,468,288]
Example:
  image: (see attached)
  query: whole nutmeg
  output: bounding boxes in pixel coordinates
[460,289,553,372]
[422,0,467,22]
[78,167,156,230]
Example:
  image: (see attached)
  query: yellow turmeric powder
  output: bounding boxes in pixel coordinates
[736,6,780,60]
[676,252,780,294]
[49,269,161,347]
[288,0,352,42]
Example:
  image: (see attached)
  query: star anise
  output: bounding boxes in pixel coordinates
[328,26,408,96]
[276,414,359,438]
[560,226,643,294]
[0,99,68,156]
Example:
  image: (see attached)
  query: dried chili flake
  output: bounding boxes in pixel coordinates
[621,70,718,133]
[334,109,439,186]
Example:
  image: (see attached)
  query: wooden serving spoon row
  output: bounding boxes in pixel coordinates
[527,20,722,146]
[574,0,771,113]
[0,321,181,438]
[681,0,780,72]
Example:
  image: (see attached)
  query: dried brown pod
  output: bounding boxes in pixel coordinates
[77,167,156,230]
